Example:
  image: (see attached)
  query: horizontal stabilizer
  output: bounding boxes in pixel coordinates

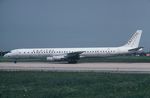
[128,47,143,52]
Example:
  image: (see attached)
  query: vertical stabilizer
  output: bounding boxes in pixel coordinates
[123,30,142,48]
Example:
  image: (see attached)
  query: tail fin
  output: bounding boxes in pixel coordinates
[123,30,142,48]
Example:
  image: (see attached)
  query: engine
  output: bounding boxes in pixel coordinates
[47,56,65,61]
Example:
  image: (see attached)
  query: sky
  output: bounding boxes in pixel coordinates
[0,0,150,51]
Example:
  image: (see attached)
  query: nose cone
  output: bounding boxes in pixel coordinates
[4,53,11,58]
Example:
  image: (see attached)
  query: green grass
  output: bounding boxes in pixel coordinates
[0,71,150,98]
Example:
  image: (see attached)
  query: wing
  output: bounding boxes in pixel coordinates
[46,51,84,60]
[46,51,85,63]
[66,51,85,60]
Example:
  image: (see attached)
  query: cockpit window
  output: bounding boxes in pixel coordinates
[8,51,11,53]
[9,50,17,53]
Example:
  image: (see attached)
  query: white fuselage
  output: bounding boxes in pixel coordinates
[5,46,131,59]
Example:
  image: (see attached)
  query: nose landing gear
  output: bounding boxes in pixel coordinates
[14,61,17,63]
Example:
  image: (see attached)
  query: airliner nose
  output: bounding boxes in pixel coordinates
[4,53,10,58]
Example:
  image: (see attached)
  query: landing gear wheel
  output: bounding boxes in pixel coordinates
[68,60,77,64]
[14,61,17,63]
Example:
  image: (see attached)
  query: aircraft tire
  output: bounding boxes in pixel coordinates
[68,60,78,64]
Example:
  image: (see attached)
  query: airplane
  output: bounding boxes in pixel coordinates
[4,30,143,63]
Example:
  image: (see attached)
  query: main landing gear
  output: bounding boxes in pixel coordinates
[68,60,78,64]
[14,60,17,63]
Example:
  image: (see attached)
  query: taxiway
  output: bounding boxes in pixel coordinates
[0,62,150,73]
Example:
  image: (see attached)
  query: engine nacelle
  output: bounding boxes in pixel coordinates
[47,56,65,61]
